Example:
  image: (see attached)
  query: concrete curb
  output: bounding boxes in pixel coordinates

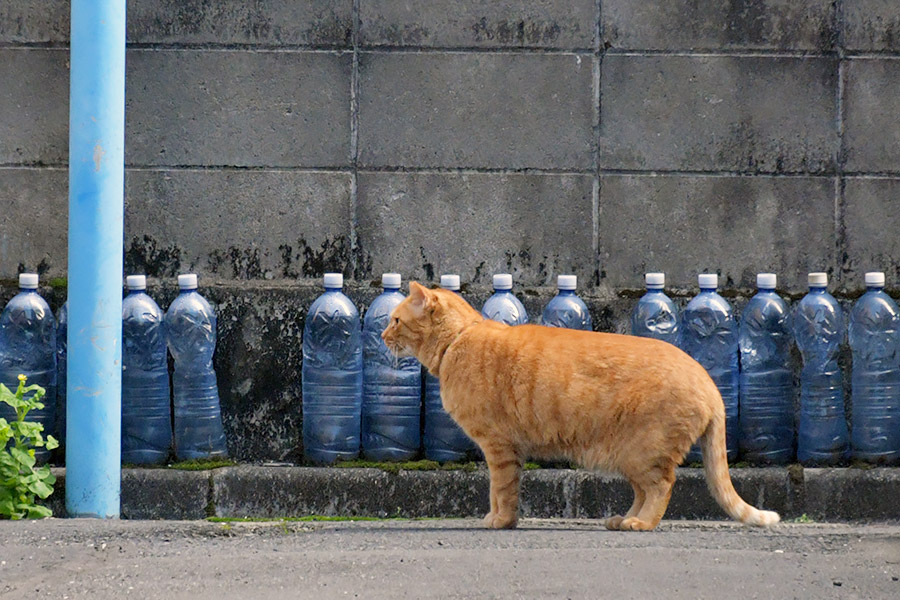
[46,466,900,522]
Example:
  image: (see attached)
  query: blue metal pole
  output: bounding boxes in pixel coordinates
[66,0,126,518]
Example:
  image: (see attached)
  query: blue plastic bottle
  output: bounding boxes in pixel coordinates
[362,273,422,461]
[302,273,362,464]
[482,274,528,325]
[56,300,68,452]
[848,272,900,464]
[630,272,679,345]
[165,274,228,460]
[541,275,592,330]
[681,273,739,463]
[424,274,477,462]
[0,273,57,462]
[792,272,849,465]
[738,273,794,464]
[122,275,172,464]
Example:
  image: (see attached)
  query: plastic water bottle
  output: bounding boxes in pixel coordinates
[302,273,362,464]
[792,272,849,465]
[0,273,57,462]
[424,274,477,462]
[56,300,67,451]
[165,274,228,460]
[738,273,794,464]
[541,275,592,330]
[482,274,528,325]
[681,273,739,462]
[630,272,679,345]
[122,275,172,464]
[362,273,421,461]
[848,272,900,464]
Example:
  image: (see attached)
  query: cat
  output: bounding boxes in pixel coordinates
[381,281,781,531]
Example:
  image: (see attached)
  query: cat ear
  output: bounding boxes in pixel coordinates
[408,281,432,311]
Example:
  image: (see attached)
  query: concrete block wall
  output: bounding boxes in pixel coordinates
[2,1,900,461]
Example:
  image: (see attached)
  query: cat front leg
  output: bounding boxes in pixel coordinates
[482,446,523,529]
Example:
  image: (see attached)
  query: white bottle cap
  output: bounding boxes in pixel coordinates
[557,275,577,291]
[382,273,401,288]
[698,273,718,289]
[757,273,777,289]
[18,273,38,289]
[493,274,513,290]
[323,273,343,288]
[440,274,460,291]
[177,274,198,290]
[808,272,828,287]
[645,273,665,289]
[865,272,885,287]
[126,275,147,290]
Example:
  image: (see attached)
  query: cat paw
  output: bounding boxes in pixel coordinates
[483,512,518,529]
[605,516,625,530]
[619,517,655,531]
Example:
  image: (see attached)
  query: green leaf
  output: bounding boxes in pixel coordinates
[25,504,52,519]
[0,497,17,518]
[10,446,36,469]
[44,435,59,451]
[28,479,53,499]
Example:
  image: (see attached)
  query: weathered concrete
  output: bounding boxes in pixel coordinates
[46,468,211,520]
[356,172,595,287]
[358,52,595,169]
[125,50,352,168]
[0,49,68,165]
[0,0,353,47]
[843,58,900,173]
[597,174,837,291]
[0,167,68,279]
[124,170,354,280]
[804,467,900,521]
[212,466,490,519]
[842,177,900,289]
[359,0,597,49]
[602,0,838,52]
[599,55,839,173]
[127,0,353,47]
[844,0,900,53]
[37,465,900,522]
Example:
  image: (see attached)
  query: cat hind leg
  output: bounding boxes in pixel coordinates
[618,466,675,531]
[606,481,646,530]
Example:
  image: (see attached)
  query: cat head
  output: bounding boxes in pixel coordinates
[381,281,482,362]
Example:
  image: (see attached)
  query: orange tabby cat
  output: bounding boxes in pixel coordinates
[382,282,780,531]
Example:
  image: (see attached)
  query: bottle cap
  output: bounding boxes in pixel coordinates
[440,274,460,291]
[177,274,198,290]
[323,273,343,288]
[808,272,828,287]
[557,275,577,291]
[865,272,885,287]
[493,274,513,290]
[382,273,401,288]
[126,275,147,290]
[757,273,777,289]
[645,273,665,289]
[18,273,38,289]
[698,273,718,289]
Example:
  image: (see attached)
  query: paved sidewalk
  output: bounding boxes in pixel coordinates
[1,519,898,599]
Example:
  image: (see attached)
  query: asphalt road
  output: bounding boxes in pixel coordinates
[1,518,898,599]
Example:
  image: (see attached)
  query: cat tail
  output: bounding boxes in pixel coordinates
[700,411,781,527]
